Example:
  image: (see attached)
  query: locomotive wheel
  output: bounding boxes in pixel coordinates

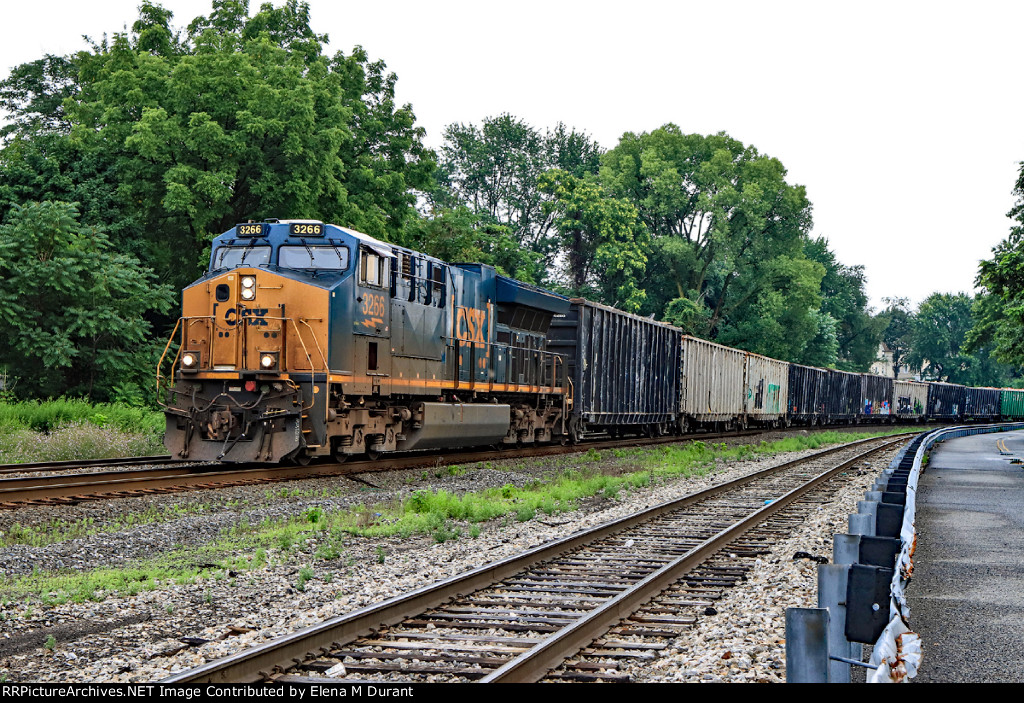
[366,449,382,461]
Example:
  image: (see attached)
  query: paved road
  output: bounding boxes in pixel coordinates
[910,430,1024,682]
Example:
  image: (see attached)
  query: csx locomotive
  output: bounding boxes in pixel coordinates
[159,219,1024,464]
[158,220,572,462]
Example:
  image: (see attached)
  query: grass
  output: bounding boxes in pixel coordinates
[0,398,165,463]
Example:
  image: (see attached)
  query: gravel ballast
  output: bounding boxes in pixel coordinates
[0,433,900,682]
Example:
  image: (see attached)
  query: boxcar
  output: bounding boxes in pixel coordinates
[788,364,828,426]
[744,353,789,426]
[860,374,894,421]
[1000,389,1024,420]
[680,335,746,431]
[548,299,681,440]
[964,387,1000,421]
[894,380,928,421]
[927,382,966,420]
[826,370,861,423]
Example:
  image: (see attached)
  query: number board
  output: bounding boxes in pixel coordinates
[235,223,268,237]
[289,222,325,236]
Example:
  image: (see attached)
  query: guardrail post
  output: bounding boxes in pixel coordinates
[817,564,852,683]
[786,608,831,683]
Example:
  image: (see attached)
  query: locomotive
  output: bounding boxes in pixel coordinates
[158,220,570,463]
[158,219,1024,464]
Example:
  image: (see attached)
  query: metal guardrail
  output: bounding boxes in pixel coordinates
[787,423,1024,683]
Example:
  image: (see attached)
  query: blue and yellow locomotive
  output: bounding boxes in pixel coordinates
[158,220,571,462]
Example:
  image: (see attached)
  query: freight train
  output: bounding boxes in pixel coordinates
[157,220,1023,463]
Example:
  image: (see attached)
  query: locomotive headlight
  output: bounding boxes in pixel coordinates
[181,351,199,371]
[241,276,256,289]
[260,353,278,370]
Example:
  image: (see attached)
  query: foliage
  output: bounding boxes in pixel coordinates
[0,0,434,294]
[803,237,882,371]
[538,170,650,311]
[0,201,173,401]
[430,114,602,284]
[600,125,826,359]
[908,292,1008,386]
[973,160,1024,369]
[0,398,163,434]
[400,206,542,283]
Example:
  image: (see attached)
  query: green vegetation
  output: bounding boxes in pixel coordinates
[0,399,164,463]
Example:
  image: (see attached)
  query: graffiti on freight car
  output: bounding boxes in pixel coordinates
[897,396,924,415]
[749,381,782,411]
[864,399,892,415]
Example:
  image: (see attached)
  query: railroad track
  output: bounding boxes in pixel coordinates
[0,426,875,509]
[163,434,907,684]
[0,454,173,475]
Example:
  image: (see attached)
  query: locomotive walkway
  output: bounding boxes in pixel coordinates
[907,430,1024,683]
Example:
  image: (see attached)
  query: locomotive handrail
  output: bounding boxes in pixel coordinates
[443,336,567,394]
[155,316,185,403]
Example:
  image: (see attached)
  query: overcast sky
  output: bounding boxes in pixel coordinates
[3,0,1022,310]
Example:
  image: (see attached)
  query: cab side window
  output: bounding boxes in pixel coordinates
[360,250,388,288]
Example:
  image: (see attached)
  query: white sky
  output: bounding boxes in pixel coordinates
[3,0,1022,311]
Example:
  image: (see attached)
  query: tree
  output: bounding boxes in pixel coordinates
[0,201,173,401]
[879,297,914,377]
[601,125,824,359]
[538,170,649,311]
[1,0,434,293]
[974,160,1024,367]
[908,292,1007,386]
[401,207,542,283]
[803,237,882,371]
[431,114,602,283]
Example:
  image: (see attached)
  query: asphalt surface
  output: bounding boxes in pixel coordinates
[909,430,1024,683]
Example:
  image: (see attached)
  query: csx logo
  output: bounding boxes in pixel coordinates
[456,307,488,344]
[216,304,270,327]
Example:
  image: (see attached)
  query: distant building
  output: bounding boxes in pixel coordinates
[869,342,920,380]
[870,342,894,378]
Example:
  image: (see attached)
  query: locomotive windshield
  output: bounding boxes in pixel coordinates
[278,245,350,271]
[211,245,271,270]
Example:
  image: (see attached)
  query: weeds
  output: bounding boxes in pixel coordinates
[296,566,314,592]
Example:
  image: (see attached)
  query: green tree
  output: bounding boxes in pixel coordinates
[803,237,882,371]
[538,170,649,311]
[0,201,174,401]
[908,292,1007,386]
[601,125,823,358]
[879,297,914,377]
[401,207,542,283]
[974,160,1024,367]
[1,0,434,293]
[431,114,602,282]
